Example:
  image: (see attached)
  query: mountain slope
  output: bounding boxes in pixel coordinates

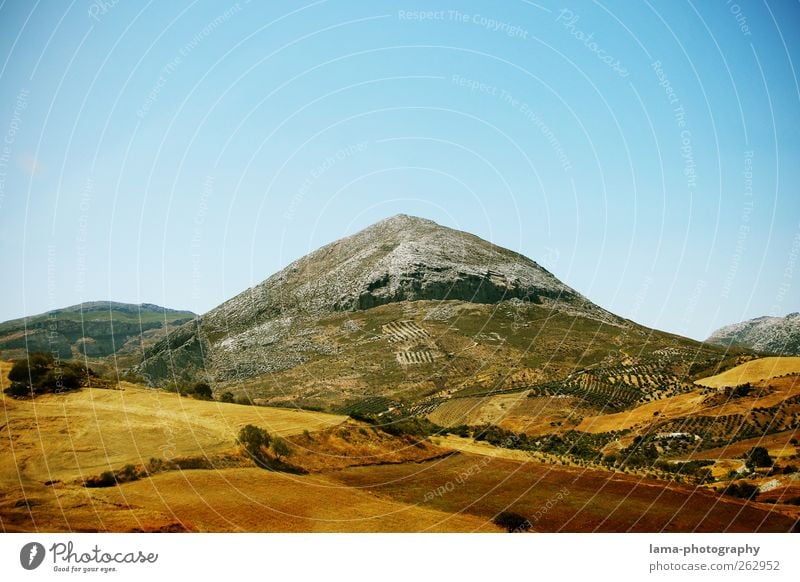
[137,215,729,411]
[706,313,800,356]
[0,301,196,364]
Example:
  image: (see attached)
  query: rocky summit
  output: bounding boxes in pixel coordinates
[706,312,800,356]
[213,214,614,321]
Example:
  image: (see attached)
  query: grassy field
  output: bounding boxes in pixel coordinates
[0,385,345,487]
[328,453,797,532]
[3,360,798,532]
[695,356,800,388]
[1,468,499,533]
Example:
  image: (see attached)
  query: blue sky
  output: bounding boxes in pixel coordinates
[0,0,798,341]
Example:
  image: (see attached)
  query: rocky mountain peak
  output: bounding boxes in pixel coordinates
[203,215,613,330]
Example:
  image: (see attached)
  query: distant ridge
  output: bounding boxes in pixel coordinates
[706,312,800,356]
[0,302,196,362]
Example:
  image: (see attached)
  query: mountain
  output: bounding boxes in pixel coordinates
[0,302,196,365]
[706,313,800,356]
[137,214,730,412]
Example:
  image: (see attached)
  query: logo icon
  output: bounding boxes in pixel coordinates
[20,542,46,570]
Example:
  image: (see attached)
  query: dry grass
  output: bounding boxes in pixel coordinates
[431,435,534,462]
[577,390,707,433]
[681,429,800,461]
[284,420,452,472]
[0,385,344,486]
[500,395,593,435]
[0,468,498,532]
[329,453,798,532]
[695,357,800,388]
[427,393,529,427]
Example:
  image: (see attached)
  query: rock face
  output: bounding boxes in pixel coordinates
[137,214,620,384]
[706,313,800,356]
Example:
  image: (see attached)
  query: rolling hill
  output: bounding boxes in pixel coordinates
[0,301,196,367]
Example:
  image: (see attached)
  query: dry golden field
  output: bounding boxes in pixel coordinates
[2,361,798,533]
[694,356,800,388]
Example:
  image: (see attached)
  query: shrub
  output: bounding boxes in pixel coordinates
[237,424,271,462]
[192,382,213,400]
[84,471,117,488]
[219,391,235,403]
[5,353,85,397]
[272,437,291,459]
[731,383,752,398]
[721,481,759,500]
[493,511,532,533]
[744,446,772,470]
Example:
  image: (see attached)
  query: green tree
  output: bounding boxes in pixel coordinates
[237,424,271,461]
[192,382,213,400]
[6,352,84,397]
[272,437,291,460]
[493,511,532,533]
[744,446,772,470]
[8,352,54,384]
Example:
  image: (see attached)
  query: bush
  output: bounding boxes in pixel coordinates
[192,382,213,400]
[744,446,772,470]
[5,353,85,397]
[721,481,759,501]
[237,424,271,462]
[272,437,291,459]
[219,391,235,403]
[84,471,117,488]
[731,383,752,398]
[493,511,532,532]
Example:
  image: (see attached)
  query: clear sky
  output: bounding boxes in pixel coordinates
[0,0,798,341]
